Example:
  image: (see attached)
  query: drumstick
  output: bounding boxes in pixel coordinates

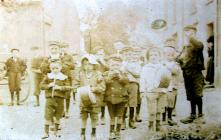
[52,78,56,98]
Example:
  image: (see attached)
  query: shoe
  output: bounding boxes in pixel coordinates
[194,114,206,124]
[129,120,136,129]
[180,114,196,124]
[100,117,105,125]
[109,132,116,140]
[135,115,142,122]
[121,122,126,130]
[168,119,177,126]
[91,134,97,140]
[41,133,49,139]
[161,120,168,126]
[65,112,69,119]
[156,120,161,131]
[73,100,76,104]
[115,131,121,139]
[172,110,176,116]
[148,121,154,131]
[81,134,86,140]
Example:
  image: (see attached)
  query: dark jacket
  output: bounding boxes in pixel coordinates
[40,73,71,98]
[104,70,129,104]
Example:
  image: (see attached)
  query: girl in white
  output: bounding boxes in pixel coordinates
[140,47,171,131]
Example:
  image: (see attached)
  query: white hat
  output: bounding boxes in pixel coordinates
[81,54,99,65]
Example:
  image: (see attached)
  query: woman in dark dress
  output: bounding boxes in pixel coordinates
[205,36,214,86]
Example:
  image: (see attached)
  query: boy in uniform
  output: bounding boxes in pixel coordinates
[41,61,71,139]
[5,48,27,106]
[104,54,129,139]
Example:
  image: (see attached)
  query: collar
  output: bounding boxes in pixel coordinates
[47,72,67,80]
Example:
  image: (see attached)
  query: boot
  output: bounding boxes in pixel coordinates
[129,107,136,129]
[41,125,49,139]
[109,125,115,140]
[148,121,154,131]
[136,104,142,122]
[121,119,126,130]
[9,92,14,106]
[91,128,97,140]
[167,108,177,126]
[16,92,20,105]
[129,119,136,129]
[180,114,196,124]
[73,92,76,104]
[100,106,105,125]
[156,120,161,131]
[162,111,167,125]
[115,124,121,139]
[81,128,86,140]
[34,96,40,107]
[65,99,70,118]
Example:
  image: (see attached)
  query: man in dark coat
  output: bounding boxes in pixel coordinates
[177,25,205,124]
[5,48,27,106]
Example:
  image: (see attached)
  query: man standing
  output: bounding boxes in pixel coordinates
[60,42,75,118]
[5,48,27,106]
[31,46,44,107]
[177,25,205,124]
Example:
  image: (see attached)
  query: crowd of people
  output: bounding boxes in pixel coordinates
[2,24,213,140]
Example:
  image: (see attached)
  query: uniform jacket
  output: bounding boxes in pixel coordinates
[104,69,129,104]
[177,37,205,75]
[40,72,71,98]
[5,57,26,75]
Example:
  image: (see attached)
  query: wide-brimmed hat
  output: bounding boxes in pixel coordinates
[81,54,99,65]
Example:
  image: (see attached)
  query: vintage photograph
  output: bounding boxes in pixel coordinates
[0,0,221,140]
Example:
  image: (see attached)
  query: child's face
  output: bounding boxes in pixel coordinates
[50,45,60,55]
[50,63,62,74]
[148,50,160,64]
[164,47,176,61]
[12,50,19,58]
[82,59,94,71]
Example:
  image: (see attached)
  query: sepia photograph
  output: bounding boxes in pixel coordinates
[0,0,221,140]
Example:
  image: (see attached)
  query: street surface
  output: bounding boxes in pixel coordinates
[0,84,221,140]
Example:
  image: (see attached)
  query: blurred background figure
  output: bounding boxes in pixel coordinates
[30,46,44,107]
[205,35,215,88]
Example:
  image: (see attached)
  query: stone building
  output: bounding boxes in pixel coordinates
[0,0,80,58]
[148,0,220,86]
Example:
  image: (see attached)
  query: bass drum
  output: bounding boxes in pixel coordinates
[0,62,31,104]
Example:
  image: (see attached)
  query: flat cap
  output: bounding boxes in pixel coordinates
[184,25,197,31]
[10,48,20,52]
[107,54,123,62]
[30,46,40,50]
